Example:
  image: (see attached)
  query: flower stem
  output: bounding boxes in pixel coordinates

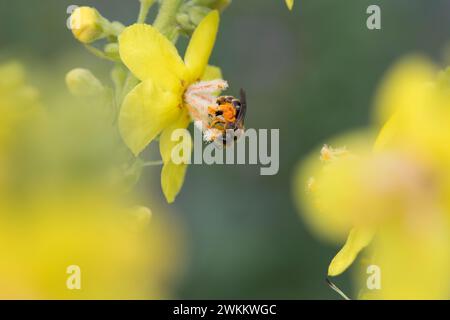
[137,0,156,23]
[153,0,183,41]
[142,160,164,167]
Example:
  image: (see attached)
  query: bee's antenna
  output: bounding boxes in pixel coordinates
[239,88,247,107]
[326,278,351,300]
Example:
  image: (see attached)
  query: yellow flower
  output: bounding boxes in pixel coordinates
[118,10,224,203]
[294,56,450,299]
[70,7,105,44]
[285,0,294,10]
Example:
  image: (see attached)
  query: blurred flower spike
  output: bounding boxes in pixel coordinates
[294,56,450,299]
[0,60,184,298]
[118,10,227,203]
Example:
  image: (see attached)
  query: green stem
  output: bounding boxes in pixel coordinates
[137,0,156,23]
[153,0,183,40]
[84,44,116,62]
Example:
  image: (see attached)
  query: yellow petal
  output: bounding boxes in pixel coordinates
[161,161,189,204]
[159,111,192,203]
[285,0,294,10]
[328,227,375,277]
[184,10,220,83]
[364,223,450,299]
[119,80,182,156]
[201,65,223,81]
[119,24,187,91]
[373,56,435,124]
[160,109,191,163]
[373,112,400,152]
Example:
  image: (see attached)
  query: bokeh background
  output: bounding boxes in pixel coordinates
[1,0,450,299]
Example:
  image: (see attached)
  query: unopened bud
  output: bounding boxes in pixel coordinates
[70,7,105,44]
[104,43,120,60]
[188,6,211,26]
[192,0,231,11]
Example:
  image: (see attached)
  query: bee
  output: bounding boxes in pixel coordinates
[207,89,247,146]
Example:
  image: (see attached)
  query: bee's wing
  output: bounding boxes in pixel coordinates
[237,88,247,125]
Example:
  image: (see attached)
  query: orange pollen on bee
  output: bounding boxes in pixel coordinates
[221,104,237,122]
[208,103,237,123]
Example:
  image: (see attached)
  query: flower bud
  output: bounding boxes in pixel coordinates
[192,0,231,11]
[65,68,104,97]
[188,6,211,26]
[69,7,105,44]
[209,0,231,11]
[104,43,120,61]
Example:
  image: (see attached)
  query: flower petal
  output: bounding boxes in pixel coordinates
[285,0,294,10]
[119,24,187,91]
[373,56,435,124]
[328,227,375,277]
[159,110,191,163]
[119,80,182,156]
[184,10,220,83]
[201,65,223,81]
[161,161,189,204]
[159,110,192,203]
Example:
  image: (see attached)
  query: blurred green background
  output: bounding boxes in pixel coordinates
[1,0,450,299]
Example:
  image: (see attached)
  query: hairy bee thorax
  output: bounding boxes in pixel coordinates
[184,80,247,145]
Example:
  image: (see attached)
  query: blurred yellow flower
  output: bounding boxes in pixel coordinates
[0,194,183,299]
[285,0,294,10]
[118,10,224,203]
[294,56,450,299]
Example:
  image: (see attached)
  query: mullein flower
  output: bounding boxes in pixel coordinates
[294,57,450,299]
[118,10,226,203]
